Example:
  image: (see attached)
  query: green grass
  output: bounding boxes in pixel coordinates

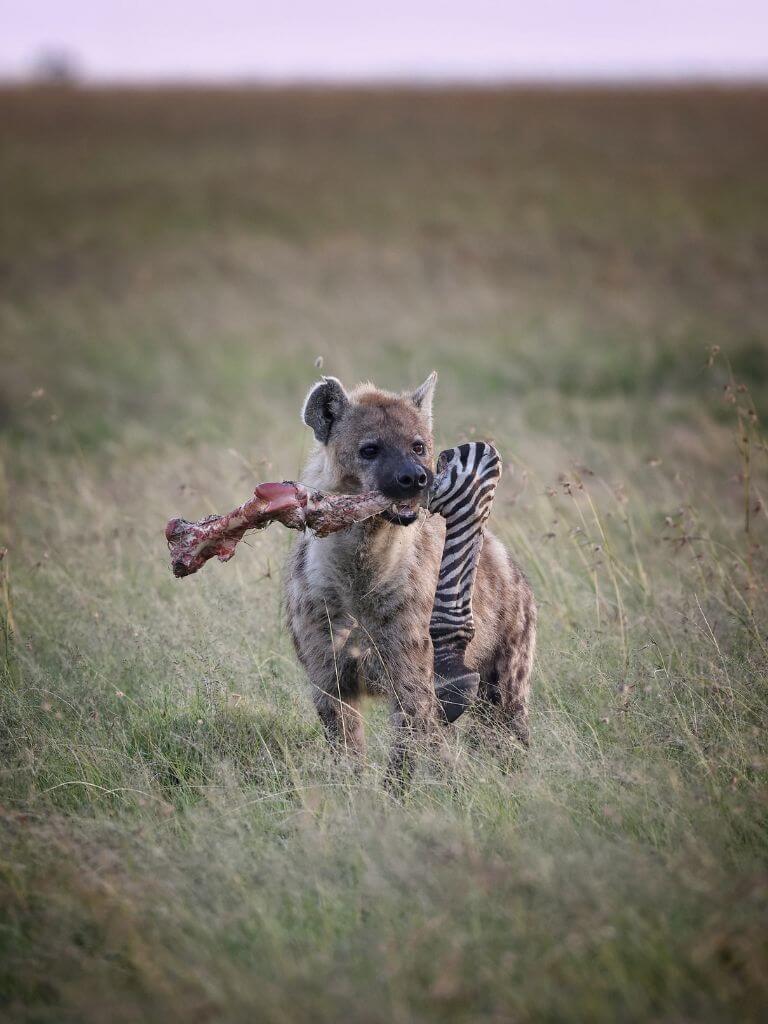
[1,85,767,1023]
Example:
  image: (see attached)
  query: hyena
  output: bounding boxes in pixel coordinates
[284,372,536,779]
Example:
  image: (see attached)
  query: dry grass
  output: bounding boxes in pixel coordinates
[1,86,767,1023]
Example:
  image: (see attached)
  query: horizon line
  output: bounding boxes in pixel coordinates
[3,70,768,89]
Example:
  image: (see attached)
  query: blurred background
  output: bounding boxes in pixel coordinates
[3,1,767,461]
[2,5,768,1023]
[3,1,768,83]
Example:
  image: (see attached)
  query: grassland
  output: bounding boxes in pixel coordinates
[1,86,767,1022]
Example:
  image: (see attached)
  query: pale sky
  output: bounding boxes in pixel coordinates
[2,1,768,82]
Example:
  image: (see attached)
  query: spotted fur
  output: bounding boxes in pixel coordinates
[284,373,536,780]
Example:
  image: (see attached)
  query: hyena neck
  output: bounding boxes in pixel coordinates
[301,449,341,493]
[318,516,422,591]
[301,447,425,583]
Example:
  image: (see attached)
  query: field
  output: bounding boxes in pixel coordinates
[1,86,767,1022]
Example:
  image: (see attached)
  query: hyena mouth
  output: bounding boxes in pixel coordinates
[380,502,420,526]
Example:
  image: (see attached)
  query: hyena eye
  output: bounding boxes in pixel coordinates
[412,441,426,456]
[359,443,380,460]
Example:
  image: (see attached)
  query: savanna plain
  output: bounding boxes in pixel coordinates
[1,87,767,1023]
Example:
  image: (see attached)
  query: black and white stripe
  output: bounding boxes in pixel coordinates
[428,442,502,722]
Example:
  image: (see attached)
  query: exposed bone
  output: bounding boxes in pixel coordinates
[165,482,396,578]
[165,443,502,726]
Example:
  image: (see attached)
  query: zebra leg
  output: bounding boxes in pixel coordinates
[428,442,502,724]
[434,650,480,724]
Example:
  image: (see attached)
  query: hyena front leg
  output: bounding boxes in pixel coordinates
[291,602,366,759]
[306,651,366,759]
[384,637,440,789]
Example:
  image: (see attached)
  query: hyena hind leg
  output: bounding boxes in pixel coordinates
[476,643,533,748]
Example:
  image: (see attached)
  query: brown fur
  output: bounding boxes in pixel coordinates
[284,373,536,781]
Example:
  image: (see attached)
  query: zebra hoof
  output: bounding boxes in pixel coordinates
[435,671,480,724]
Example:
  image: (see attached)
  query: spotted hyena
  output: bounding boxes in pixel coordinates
[284,372,536,779]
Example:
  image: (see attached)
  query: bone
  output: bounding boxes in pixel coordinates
[165,443,502,726]
[165,482,395,578]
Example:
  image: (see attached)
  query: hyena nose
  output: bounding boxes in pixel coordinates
[395,467,429,494]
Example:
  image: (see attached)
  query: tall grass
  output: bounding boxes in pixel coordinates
[1,87,767,1022]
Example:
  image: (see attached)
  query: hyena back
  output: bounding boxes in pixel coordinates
[284,372,536,778]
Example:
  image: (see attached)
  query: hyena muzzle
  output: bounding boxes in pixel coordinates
[284,371,536,780]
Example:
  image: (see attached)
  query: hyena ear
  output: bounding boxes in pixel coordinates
[410,370,437,427]
[301,376,350,443]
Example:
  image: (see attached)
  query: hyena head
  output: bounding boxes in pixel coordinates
[301,372,437,526]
